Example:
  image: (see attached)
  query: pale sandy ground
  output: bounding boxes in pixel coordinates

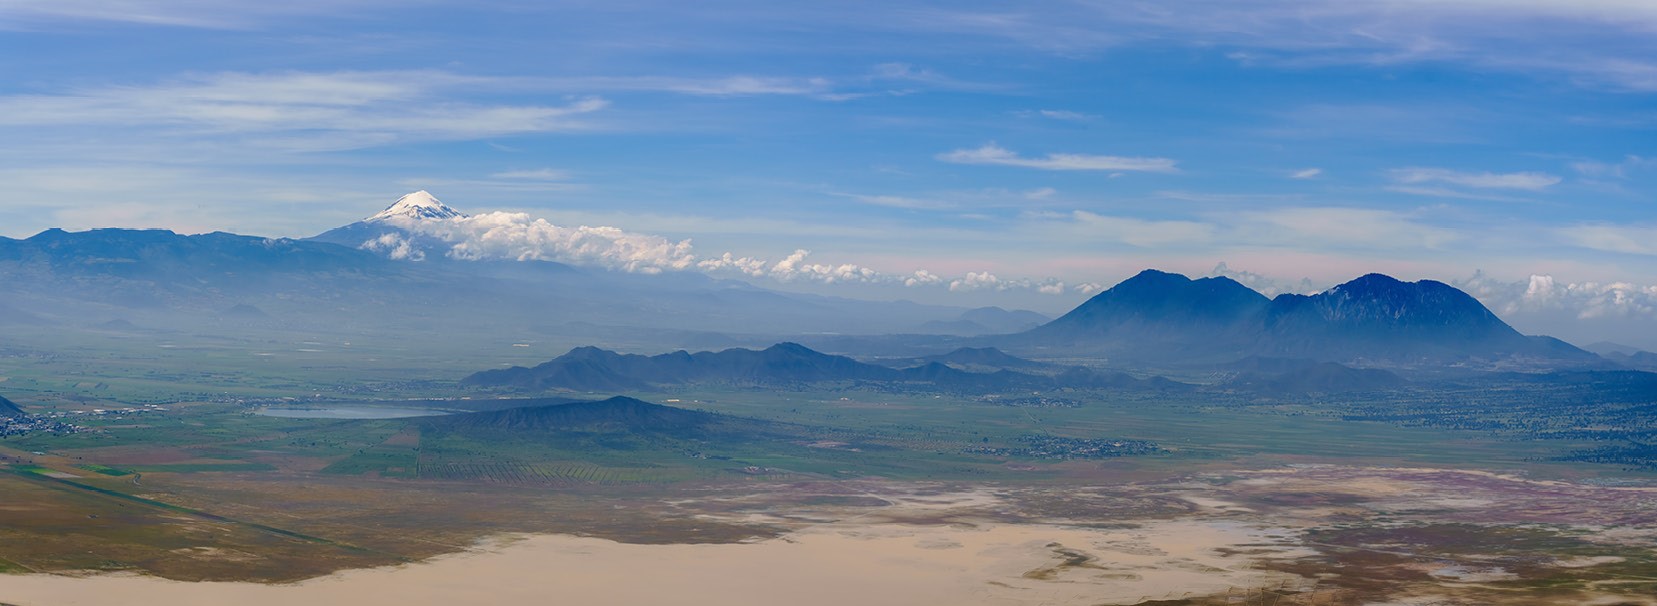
[0,519,1307,606]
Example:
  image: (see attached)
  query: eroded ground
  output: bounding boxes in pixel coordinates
[2,464,1653,605]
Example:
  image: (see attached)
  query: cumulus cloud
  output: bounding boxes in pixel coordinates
[1455,271,1657,320]
[766,249,882,284]
[904,270,943,287]
[1207,262,1319,297]
[948,271,1005,292]
[360,232,424,261]
[938,143,1178,173]
[379,211,694,274]
[695,252,768,277]
[1389,167,1562,190]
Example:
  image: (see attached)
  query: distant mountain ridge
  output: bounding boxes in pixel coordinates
[1012,269,1599,368]
[919,307,1050,335]
[463,342,1187,393]
[0,194,976,337]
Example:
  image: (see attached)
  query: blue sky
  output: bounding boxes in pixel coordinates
[2,1,1656,343]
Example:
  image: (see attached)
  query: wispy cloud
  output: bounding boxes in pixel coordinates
[1234,207,1459,250]
[1289,168,1323,179]
[0,71,608,150]
[909,2,1657,91]
[490,168,573,181]
[938,143,1178,173]
[1016,109,1098,122]
[842,193,955,210]
[0,0,412,30]
[1570,155,1655,179]
[1389,167,1562,191]
[1560,224,1657,256]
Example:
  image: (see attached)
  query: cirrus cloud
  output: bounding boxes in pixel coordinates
[938,143,1178,173]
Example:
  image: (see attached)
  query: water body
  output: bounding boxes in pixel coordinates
[253,406,451,419]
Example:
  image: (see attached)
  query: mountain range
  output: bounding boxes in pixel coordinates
[0,191,1624,374]
[0,193,986,340]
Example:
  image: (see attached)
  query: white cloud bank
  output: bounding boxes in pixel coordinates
[369,210,1085,295]
[1458,272,1657,321]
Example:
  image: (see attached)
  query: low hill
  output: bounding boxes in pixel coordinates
[879,347,1047,371]
[0,394,25,417]
[430,396,723,434]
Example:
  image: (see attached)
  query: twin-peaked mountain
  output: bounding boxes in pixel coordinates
[1013,269,1595,368]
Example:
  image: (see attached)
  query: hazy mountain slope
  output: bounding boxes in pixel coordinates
[919,307,1051,335]
[431,396,723,434]
[0,394,23,417]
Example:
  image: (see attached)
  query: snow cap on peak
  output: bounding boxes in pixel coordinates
[367,190,467,222]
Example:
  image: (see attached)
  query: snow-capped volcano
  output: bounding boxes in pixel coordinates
[310,190,471,258]
[366,190,467,222]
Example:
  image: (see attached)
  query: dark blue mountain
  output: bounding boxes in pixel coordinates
[1012,270,1598,368]
[1011,269,1270,360]
[1259,274,1595,365]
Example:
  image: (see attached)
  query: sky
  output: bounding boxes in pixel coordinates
[2,1,1656,345]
